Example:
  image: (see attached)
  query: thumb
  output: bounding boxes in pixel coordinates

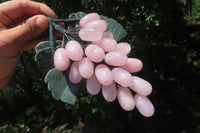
[8,15,49,45]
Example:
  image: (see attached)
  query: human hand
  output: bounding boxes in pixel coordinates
[0,0,58,89]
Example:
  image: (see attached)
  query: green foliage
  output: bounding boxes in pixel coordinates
[100,15,127,41]
[45,68,78,104]
[0,123,30,133]
[35,40,62,74]
[184,0,200,25]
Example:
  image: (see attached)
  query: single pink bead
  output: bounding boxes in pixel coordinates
[85,45,105,63]
[102,31,114,38]
[95,64,113,86]
[79,27,103,41]
[115,42,131,55]
[54,48,69,71]
[86,74,101,95]
[117,87,135,111]
[134,94,155,117]
[85,20,107,32]
[129,76,152,96]
[94,38,117,52]
[112,67,132,87]
[80,13,100,27]
[121,58,143,73]
[102,82,117,102]
[69,62,82,84]
[65,40,83,61]
[105,51,127,66]
[78,57,94,78]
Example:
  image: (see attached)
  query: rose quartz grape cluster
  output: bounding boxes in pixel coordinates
[54,13,155,117]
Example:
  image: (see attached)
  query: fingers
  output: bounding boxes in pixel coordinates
[3,15,49,47]
[0,0,57,26]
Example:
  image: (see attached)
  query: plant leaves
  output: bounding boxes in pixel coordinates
[45,68,78,105]
[68,11,127,41]
[100,16,127,41]
[35,40,62,74]
[68,11,86,19]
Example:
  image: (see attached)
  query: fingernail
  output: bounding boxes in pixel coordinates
[36,16,47,29]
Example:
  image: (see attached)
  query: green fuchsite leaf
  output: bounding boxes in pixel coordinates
[35,40,62,74]
[100,16,127,41]
[60,81,78,104]
[69,11,86,19]
[45,68,78,105]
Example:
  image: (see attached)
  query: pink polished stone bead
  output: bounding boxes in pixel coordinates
[102,82,117,102]
[134,94,155,117]
[102,31,114,38]
[115,42,131,55]
[117,87,135,111]
[65,40,83,61]
[112,67,132,87]
[78,57,94,78]
[79,27,103,41]
[54,48,69,71]
[129,76,152,96]
[121,58,143,73]
[80,13,100,27]
[86,74,101,95]
[105,52,127,66]
[69,62,82,84]
[95,64,113,86]
[94,38,117,52]
[85,20,107,32]
[85,45,105,63]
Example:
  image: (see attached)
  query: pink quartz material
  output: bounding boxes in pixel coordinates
[94,38,117,52]
[85,20,107,32]
[78,57,94,78]
[134,94,155,117]
[85,45,105,63]
[129,76,152,96]
[65,40,83,61]
[95,64,113,86]
[121,58,143,73]
[86,74,101,95]
[79,13,100,27]
[112,67,132,87]
[54,48,69,71]
[69,62,82,84]
[102,82,117,102]
[117,87,135,111]
[102,31,114,38]
[105,52,127,66]
[79,27,103,41]
[115,42,131,55]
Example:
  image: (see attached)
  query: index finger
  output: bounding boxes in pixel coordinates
[0,0,57,26]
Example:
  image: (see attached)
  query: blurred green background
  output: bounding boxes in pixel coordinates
[0,0,200,132]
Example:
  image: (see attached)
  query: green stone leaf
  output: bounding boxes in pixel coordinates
[60,81,78,104]
[35,41,51,56]
[100,16,127,41]
[68,12,85,30]
[45,68,78,105]
[34,40,62,74]
[69,11,86,19]
[68,12,127,41]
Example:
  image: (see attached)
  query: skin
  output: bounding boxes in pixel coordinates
[0,0,58,89]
